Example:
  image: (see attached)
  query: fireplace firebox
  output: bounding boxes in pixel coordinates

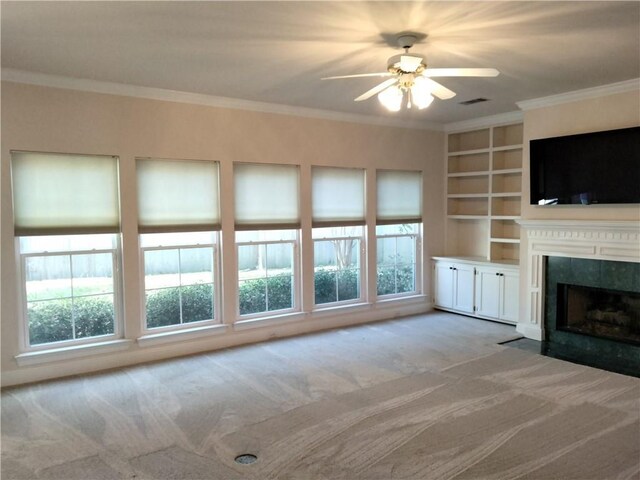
[557,284,640,345]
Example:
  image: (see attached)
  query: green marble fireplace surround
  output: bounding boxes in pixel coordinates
[544,256,640,376]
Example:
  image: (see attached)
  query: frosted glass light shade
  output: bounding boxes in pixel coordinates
[137,158,220,233]
[377,170,422,224]
[234,163,300,230]
[378,85,403,112]
[312,166,365,227]
[11,152,120,235]
[411,77,434,109]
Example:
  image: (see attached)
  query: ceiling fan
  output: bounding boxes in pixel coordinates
[322,33,499,111]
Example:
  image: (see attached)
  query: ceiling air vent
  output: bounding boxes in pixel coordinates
[459,98,489,106]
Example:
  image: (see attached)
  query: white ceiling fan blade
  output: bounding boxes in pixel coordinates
[399,55,423,73]
[322,72,393,80]
[422,68,499,77]
[354,78,398,102]
[421,78,456,100]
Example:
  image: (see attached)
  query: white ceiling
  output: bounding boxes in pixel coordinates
[2,1,639,126]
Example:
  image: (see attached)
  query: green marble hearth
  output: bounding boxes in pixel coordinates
[545,256,640,377]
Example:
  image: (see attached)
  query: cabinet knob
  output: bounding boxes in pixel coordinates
[495,272,500,276]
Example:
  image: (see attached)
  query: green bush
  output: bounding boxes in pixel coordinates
[28,297,114,345]
[27,264,416,345]
[314,268,359,304]
[377,264,415,296]
[238,276,292,315]
[146,284,214,328]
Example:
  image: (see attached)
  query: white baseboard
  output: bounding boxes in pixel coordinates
[516,322,543,341]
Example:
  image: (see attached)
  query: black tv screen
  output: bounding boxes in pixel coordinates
[530,126,640,205]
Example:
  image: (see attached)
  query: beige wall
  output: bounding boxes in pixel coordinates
[517,88,640,339]
[1,81,445,386]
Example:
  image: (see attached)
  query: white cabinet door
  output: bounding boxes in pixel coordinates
[453,264,475,313]
[500,270,520,323]
[475,267,501,318]
[434,261,454,309]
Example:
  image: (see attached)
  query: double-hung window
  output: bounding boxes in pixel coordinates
[376,170,422,297]
[137,158,220,331]
[234,163,300,318]
[312,166,365,306]
[12,152,122,348]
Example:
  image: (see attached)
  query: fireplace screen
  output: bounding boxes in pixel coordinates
[558,283,640,345]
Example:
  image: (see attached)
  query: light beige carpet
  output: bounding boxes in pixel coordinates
[2,312,639,480]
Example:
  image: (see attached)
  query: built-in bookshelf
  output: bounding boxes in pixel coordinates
[445,122,523,262]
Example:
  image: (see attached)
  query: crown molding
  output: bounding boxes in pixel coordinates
[517,78,640,111]
[1,68,442,131]
[444,110,523,133]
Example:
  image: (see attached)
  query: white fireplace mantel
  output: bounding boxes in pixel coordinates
[515,219,640,340]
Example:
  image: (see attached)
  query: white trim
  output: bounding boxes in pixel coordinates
[1,68,441,132]
[15,339,133,367]
[444,111,523,133]
[517,78,640,111]
[137,323,228,347]
[233,311,307,331]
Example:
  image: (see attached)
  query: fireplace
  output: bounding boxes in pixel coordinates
[544,256,640,376]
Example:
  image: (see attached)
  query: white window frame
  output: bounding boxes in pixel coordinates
[17,237,123,352]
[375,226,422,299]
[140,234,221,334]
[236,235,300,320]
[312,229,366,308]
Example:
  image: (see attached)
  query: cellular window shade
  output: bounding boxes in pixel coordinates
[11,152,120,236]
[234,163,300,230]
[312,166,365,227]
[377,170,422,224]
[137,158,220,233]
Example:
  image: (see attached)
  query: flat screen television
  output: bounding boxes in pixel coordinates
[530,126,640,205]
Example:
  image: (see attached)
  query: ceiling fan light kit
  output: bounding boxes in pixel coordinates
[323,32,499,113]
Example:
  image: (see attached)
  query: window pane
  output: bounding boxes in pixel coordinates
[396,265,416,294]
[396,237,415,264]
[312,225,363,239]
[144,249,180,289]
[20,234,117,254]
[315,270,337,305]
[25,255,72,301]
[238,244,265,281]
[28,299,73,345]
[239,279,267,315]
[74,295,115,338]
[377,237,395,266]
[236,229,296,242]
[375,223,418,236]
[337,269,359,302]
[182,284,214,323]
[146,288,181,328]
[180,247,213,285]
[314,240,337,268]
[140,231,214,248]
[72,253,114,296]
[377,267,396,296]
[335,239,359,269]
[265,243,292,275]
[267,275,293,311]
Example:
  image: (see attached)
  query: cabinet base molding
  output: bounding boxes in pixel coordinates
[433,306,517,326]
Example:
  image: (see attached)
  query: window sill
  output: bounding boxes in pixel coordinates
[311,301,372,317]
[234,311,306,331]
[15,339,134,367]
[137,323,229,347]
[375,293,429,307]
